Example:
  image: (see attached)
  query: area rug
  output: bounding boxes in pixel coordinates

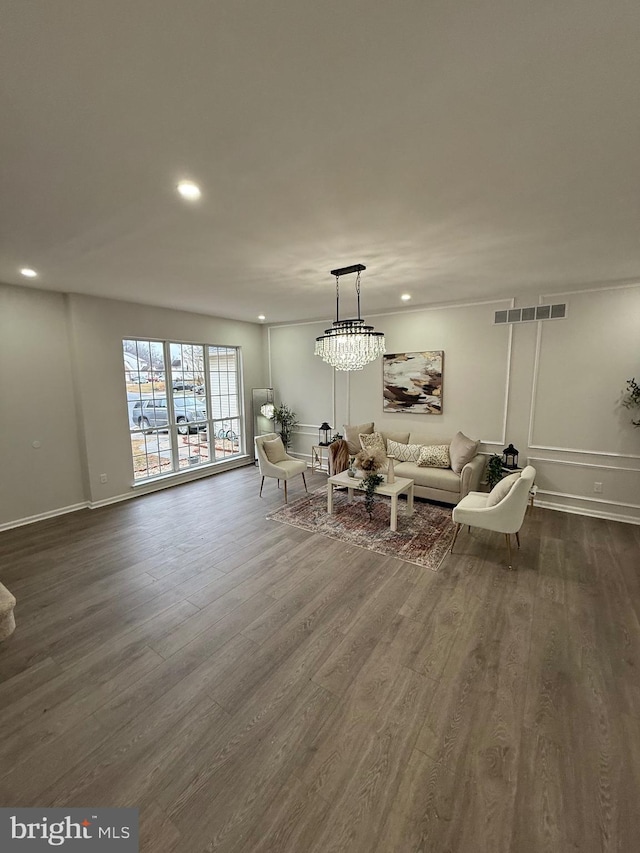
[266,486,455,571]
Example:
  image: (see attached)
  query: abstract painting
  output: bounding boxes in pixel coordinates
[383,351,443,414]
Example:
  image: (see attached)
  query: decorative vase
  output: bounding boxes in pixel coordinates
[387,454,395,483]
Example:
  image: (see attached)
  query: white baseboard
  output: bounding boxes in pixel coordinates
[3,469,637,532]
[91,456,254,508]
[535,497,640,526]
[0,458,255,530]
[0,502,89,533]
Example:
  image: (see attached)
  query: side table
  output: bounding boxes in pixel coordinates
[311,444,329,473]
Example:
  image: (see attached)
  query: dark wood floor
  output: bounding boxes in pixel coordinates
[1,465,639,852]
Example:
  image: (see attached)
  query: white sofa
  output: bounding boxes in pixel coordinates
[344,425,485,506]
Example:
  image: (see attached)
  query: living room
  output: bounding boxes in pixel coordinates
[3,279,638,529]
[1,2,640,851]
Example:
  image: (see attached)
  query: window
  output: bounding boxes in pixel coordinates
[123,339,244,481]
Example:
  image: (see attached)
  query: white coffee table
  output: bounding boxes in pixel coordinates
[326,471,414,532]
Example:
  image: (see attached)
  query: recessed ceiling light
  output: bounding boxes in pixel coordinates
[176,180,201,201]
[401,293,411,302]
[258,314,266,321]
[20,268,38,278]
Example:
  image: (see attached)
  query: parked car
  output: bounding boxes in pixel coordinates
[173,381,205,394]
[131,398,207,434]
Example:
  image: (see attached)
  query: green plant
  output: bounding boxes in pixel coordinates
[362,472,384,520]
[486,454,504,490]
[622,378,640,427]
[272,403,299,449]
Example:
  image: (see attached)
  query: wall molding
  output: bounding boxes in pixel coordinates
[535,490,640,525]
[541,280,640,300]
[527,291,640,459]
[528,443,640,459]
[528,456,640,473]
[265,295,515,331]
[332,370,336,435]
[498,317,513,448]
[346,372,351,426]
[536,497,640,525]
[537,488,640,510]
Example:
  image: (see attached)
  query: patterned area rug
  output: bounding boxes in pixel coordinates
[267,486,455,571]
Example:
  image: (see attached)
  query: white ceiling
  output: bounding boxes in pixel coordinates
[1,1,639,324]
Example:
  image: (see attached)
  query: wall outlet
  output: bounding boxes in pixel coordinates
[100,473,108,484]
[593,482,603,493]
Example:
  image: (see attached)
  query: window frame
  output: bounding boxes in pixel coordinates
[123,338,245,483]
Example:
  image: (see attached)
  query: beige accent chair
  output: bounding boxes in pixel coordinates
[451,465,536,569]
[255,433,308,503]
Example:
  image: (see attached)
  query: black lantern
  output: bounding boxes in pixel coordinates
[318,422,332,446]
[502,443,519,469]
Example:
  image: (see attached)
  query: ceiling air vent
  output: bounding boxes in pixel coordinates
[494,303,567,325]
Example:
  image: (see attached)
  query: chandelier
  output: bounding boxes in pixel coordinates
[260,403,275,420]
[314,264,386,371]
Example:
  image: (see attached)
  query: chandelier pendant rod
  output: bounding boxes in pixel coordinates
[330,263,366,323]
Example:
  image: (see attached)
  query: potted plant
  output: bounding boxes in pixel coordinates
[273,403,299,450]
[355,447,386,520]
[362,472,384,520]
[486,454,504,490]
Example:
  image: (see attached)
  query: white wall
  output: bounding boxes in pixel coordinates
[268,298,513,453]
[268,284,640,524]
[0,284,266,528]
[0,284,86,525]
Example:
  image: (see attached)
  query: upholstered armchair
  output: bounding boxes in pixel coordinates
[255,433,308,503]
[451,465,536,569]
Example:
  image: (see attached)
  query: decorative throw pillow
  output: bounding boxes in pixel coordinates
[359,431,386,453]
[358,433,387,472]
[387,439,423,463]
[449,431,480,474]
[417,444,451,468]
[380,431,410,449]
[262,436,288,464]
[344,422,374,454]
[486,472,520,507]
